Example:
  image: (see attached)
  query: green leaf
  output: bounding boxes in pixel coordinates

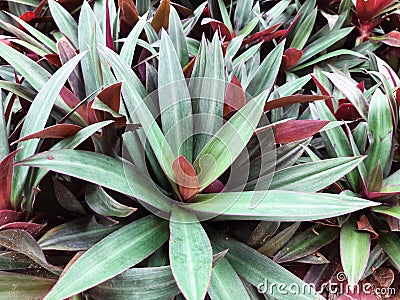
[169,206,212,300]
[17,149,172,212]
[159,30,192,161]
[274,225,339,263]
[5,12,57,52]
[269,156,365,192]
[372,206,400,219]
[0,41,49,90]
[291,50,367,71]
[78,1,103,96]
[290,9,317,49]
[0,19,50,54]
[193,90,268,189]
[377,229,400,272]
[39,217,121,251]
[217,0,233,33]
[169,7,189,67]
[324,72,369,120]
[234,0,253,30]
[99,47,176,181]
[0,80,37,102]
[11,52,86,207]
[247,221,280,248]
[191,34,225,159]
[23,121,114,210]
[11,39,49,57]
[285,0,316,45]
[209,258,250,300]
[188,191,378,221]
[246,42,284,97]
[362,245,387,279]
[136,0,151,15]
[0,272,56,300]
[257,222,300,257]
[120,13,148,65]
[296,27,354,65]
[0,229,61,275]
[0,92,8,159]
[232,42,262,69]
[364,89,393,173]
[311,101,358,190]
[48,0,79,48]
[210,233,324,300]
[225,35,245,63]
[340,218,370,287]
[44,216,169,300]
[265,0,291,26]
[87,266,180,299]
[85,184,137,217]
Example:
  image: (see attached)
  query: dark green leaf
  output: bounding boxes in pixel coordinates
[274,225,339,263]
[44,216,169,299]
[169,206,212,300]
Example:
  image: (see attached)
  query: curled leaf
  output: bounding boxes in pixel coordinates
[172,156,200,201]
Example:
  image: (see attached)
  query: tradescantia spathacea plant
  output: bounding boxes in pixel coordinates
[0,0,399,299]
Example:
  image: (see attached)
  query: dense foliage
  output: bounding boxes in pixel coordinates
[0,0,400,299]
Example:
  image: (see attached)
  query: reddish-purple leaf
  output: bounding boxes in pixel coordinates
[202,18,232,41]
[243,23,281,45]
[311,74,334,112]
[33,0,47,16]
[274,120,329,144]
[357,215,378,239]
[151,0,170,33]
[396,88,400,106]
[138,48,151,82]
[278,13,302,43]
[93,83,126,128]
[0,149,22,210]
[203,179,224,193]
[0,222,45,237]
[224,75,246,116]
[59,87,88,123]
[86,100,98,125]
[118,0,140,37]
[171,3,193,18]
[0,210,23,227]
[264,94,330,112]
[105,0,115,50]
[373,30,400,47]
[283,48,303,69]
[374,0,396,14]
[357,81,365,92]
[96,83,122,113]
[172,155,200,202]
[45,54,62,67]
[18,11,35,30]
[57,37,86,100]
[335,102,362,120]
[356,0,375,25]
[183,56,196,78]
[12,124,81,144]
